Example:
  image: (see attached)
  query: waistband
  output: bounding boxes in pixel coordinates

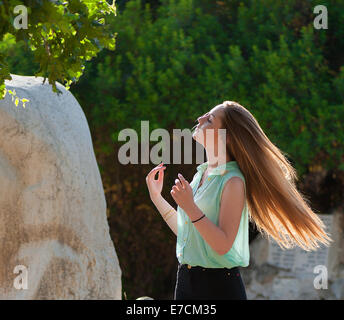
[179,263,239,272]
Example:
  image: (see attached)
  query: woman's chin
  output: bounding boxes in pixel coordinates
[192,134,204,146]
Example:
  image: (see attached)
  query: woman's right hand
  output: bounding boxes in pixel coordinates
[146,162,166,200]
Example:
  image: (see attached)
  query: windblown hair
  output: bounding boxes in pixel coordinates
[221,101,332,251]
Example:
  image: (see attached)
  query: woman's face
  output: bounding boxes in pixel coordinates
[192,104,227,150]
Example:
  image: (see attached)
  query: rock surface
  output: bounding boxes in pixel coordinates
[0,75,122,299]
[241,211,343,300]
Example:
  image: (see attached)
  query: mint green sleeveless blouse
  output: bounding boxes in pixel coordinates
[176,160,250,268]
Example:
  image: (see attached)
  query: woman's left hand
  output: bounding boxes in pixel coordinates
[170,173,196,214]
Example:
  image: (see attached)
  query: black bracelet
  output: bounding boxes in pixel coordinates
[192,214,206,223]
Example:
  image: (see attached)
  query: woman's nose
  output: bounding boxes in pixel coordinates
[197,114,206,123]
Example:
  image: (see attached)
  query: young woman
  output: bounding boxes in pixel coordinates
[145,100,332,300]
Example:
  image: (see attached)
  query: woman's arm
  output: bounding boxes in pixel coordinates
[146,163,177,236]
[151,194,178,236]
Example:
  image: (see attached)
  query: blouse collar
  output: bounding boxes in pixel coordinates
[196,160,239,176]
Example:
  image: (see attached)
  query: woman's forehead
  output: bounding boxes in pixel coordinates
[210,104,224,116]
[200,104,224,118]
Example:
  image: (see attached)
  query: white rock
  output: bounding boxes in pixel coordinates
[0,75,122,299]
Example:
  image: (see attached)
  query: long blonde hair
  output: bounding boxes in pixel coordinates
[221,101,332,251]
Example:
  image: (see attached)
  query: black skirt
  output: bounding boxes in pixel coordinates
[174,262,247,300]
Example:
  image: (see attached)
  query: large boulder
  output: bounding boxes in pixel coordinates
[0,75,122,299]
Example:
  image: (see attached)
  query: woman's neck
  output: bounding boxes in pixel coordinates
[205,151,232,170]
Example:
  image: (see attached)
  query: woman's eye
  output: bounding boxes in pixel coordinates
[207,118,211,123]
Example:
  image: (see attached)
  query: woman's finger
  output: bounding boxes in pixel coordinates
[171,188,179,200]
[147,162,163,175]
[147,165,166,180]
[152,167,166,181]
[175,178,184,190]
[146,168,165,185]
[177,173,188,188]
[172,185,180,193]
[158,166,165,182]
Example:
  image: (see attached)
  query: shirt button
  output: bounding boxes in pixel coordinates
[185,221,188,224]
[221,170,229,176]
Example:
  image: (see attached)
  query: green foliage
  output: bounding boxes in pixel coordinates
[75,0,230,134]
[0,0,117,102]
[72,0,343,176]
[4,0,342,174]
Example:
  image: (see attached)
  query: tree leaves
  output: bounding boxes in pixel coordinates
[0,0,117,102]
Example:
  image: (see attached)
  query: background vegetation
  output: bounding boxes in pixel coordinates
[1,0,343,299]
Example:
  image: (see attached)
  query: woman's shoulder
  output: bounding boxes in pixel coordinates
[218,168,246,200]
[220,167,245,183]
